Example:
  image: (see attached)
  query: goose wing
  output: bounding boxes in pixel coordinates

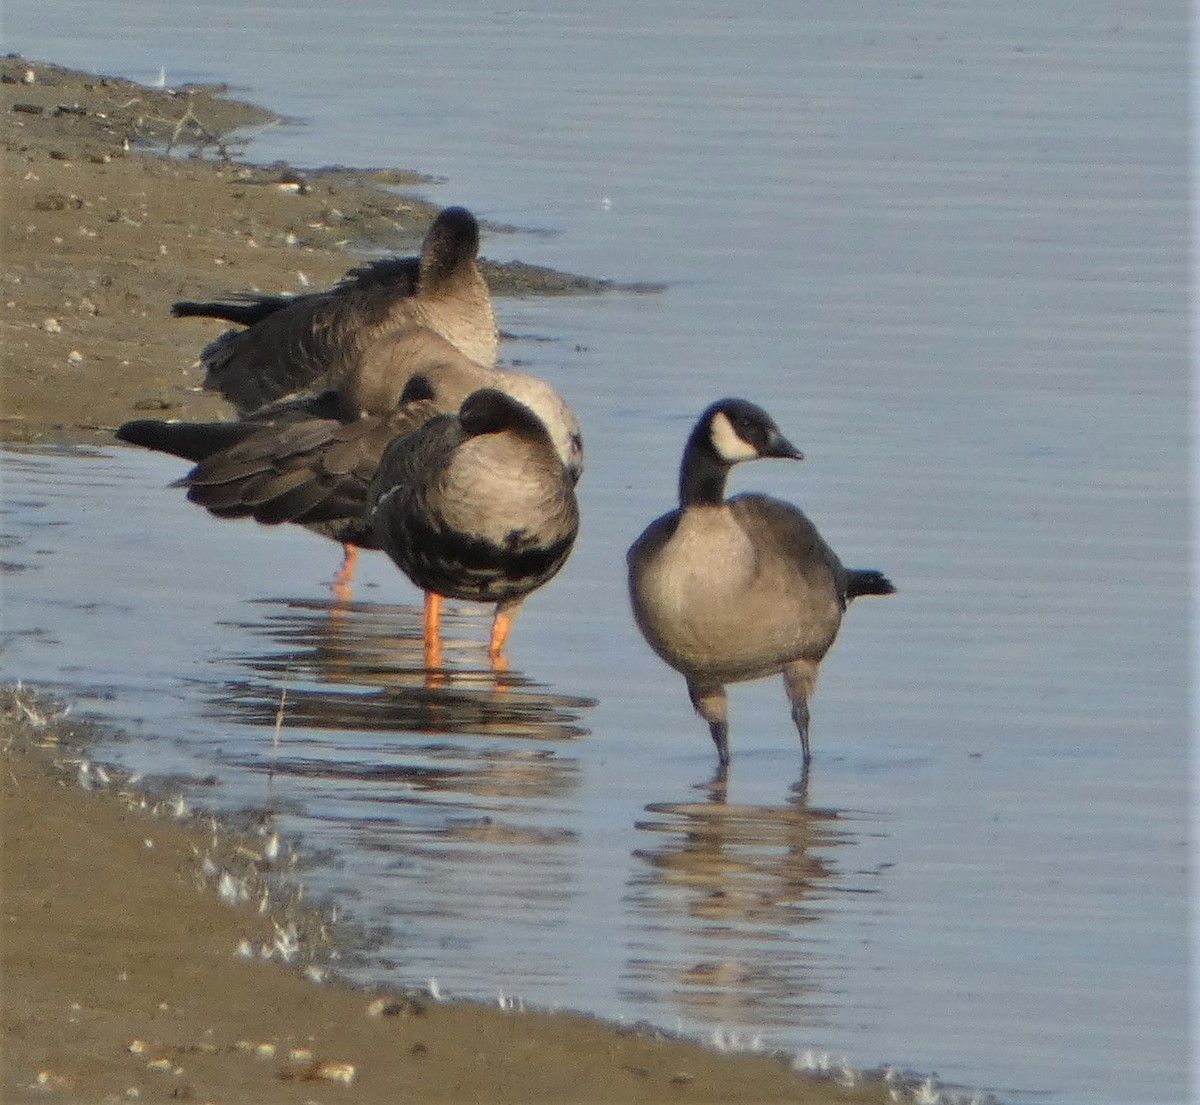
[192,262,426,415]
[183,404,428,545]
[728,495,847,602]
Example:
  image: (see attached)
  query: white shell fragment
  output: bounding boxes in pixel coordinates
[315,1061,356,1085]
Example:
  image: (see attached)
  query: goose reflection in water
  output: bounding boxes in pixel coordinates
[206,595,595,742]
[194,594,593,812]
[624,779,869,1028]
[187,594,587,945]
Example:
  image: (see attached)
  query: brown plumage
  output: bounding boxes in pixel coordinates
[369,389,580,667]
[174,205,498,416]
[121,204,582,598]
[117,360,581,541]
[117,390,435,550]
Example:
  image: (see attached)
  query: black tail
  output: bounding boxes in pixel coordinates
[115,418,258,463]
[171,295,292,327]
[846,568,896,601]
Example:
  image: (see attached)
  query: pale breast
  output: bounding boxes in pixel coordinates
[629,498,845,683]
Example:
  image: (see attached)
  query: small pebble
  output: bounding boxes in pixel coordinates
[315,1061,356,1085]
[366,997,394,1017]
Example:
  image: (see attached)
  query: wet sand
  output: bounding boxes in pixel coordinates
[1,56,903,1104]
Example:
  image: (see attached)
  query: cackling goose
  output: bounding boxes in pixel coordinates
[626,398,893,770]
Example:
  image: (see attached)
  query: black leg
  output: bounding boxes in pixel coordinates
[709,718,730,766]
[791,699,811,765]
[782,661,816,767]
[688,681,729,768]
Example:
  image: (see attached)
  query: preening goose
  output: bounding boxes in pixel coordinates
[122,203,580,595]
[626,398,894,770]
[369,388,580,668]
[174,205,498,416]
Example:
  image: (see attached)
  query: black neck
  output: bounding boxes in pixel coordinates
[678,429,730,506]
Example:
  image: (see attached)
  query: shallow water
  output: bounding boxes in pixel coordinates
[3,2,1192,1102]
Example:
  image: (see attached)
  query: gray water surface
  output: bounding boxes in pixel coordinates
[3,3,1191,1102]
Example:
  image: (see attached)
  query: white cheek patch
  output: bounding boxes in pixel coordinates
[709,411,759,462]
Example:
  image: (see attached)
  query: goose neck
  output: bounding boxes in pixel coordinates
[679,441,730,507]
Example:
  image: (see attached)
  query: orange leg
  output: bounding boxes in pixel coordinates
[487,607,514,672]
[422,591,443,670]
[330,543,358,604]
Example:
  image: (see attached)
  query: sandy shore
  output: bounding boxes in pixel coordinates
[1,56,906,1104]
[1,54,634,445]
[1,689,901,1105]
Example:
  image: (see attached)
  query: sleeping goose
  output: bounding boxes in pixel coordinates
[368,388,580,668]
[173,205,498,416]
[116,363,582,597]
[626,398,894,770]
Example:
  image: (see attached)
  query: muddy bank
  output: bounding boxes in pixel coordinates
[0,54,642,446]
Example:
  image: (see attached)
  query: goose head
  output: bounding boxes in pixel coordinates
[417,206,483,294]
[457,387,548,438]
[680,398,802,505]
